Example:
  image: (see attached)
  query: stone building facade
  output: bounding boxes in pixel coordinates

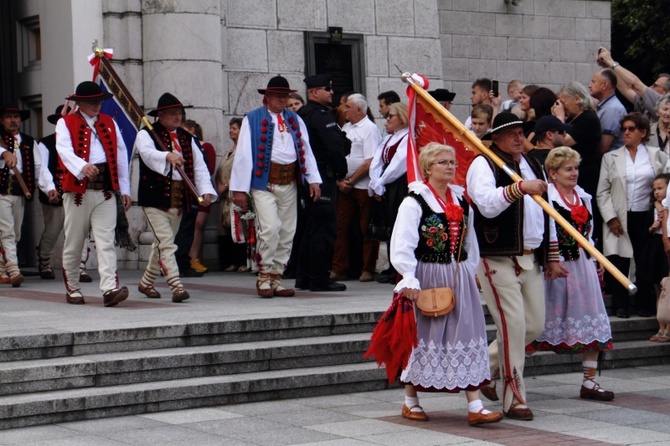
[0,0,611,269]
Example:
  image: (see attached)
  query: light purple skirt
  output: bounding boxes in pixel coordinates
[401,261,491,391]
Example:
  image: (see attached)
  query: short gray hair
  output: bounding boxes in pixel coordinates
[347,93,367,113]
[656,93,670,112]
[558,81,593,111]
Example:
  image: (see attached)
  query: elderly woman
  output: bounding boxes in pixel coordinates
[529,147,614,400]
[391,142,502,426]
[597,112,670,318]
[369,102,409,283]
[649,94,670,154]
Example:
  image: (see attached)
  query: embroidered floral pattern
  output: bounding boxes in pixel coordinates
[402,337,490,389]
[553,200,592,261]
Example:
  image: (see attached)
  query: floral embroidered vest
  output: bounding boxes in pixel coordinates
[408,192,469,264]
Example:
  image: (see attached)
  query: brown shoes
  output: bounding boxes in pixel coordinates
[138,283,161,299]
[580,384,614,401]
[401,404,429,421]
[480,381,499,401]
[257,273,274,298]
[66,290,85,305]
[172,287,190,303]
[468,409,503,426]
[39,267,55,280]
[10,273,24,288]
[270,273,294,297]
[103,286,129,307]
[359,271,374,282]
[79,270,93,283]
[504,403,533,421]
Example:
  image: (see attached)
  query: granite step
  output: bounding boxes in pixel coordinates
[0,362,388,430]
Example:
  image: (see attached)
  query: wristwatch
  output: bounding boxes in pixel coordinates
[611,62,620,69]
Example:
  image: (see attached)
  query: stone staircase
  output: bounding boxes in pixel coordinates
[0,310,668,430]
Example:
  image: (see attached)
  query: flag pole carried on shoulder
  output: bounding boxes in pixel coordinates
[402,71,636,294]
[90,40,203,204]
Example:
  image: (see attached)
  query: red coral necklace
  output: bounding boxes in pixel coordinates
[557,188,578,208]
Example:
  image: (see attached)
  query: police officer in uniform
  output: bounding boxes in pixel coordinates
[295,74,350,291]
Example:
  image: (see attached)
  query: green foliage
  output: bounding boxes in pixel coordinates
[611,0,670,81]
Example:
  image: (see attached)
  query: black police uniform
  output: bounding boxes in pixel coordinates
[296,99,350,290]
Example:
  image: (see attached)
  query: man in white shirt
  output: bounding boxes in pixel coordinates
[0,104,38,287]
[55,81,132,306]
[134,93,217,303]
[230,76,322,298]
[331,94,382,282]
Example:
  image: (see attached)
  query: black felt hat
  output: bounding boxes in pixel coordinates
[490,112,524,135]
[66,81,113,102]
[47,104,72,125]
[147,93,193,117]
[429,88,456,102]
[258,76,297,95]
[304,74,332,89]
[0,104,30,121]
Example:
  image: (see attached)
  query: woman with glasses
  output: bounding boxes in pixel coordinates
[391,142,502,426]
[368,102,409,283]
[597,112,670,318]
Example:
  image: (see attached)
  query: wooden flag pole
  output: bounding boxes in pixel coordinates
[402,72,636,294]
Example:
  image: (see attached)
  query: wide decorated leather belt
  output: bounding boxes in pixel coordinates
[268,161,297,185]
[170,180,185,208]
[86,163,112,190]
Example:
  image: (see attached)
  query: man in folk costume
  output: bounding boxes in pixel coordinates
[0,104,38,287]
[55,81,132,306]
[36,105,93,282]
[230,76,322,298]
[134,93,216,302]
[466,113,567,420]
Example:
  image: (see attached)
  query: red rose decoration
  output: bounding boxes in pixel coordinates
[445,203,464,222]
[429,227,437,234]
[426,239,434,247]
[571,205,588,225]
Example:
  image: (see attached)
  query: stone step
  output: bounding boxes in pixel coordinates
[0,312,383,362]
[0,333,374,396]
[0,318,665,397]
[0,362,388,430]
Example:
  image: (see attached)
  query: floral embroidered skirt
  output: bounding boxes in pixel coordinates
[528,248,613,354]
[400,261,491,392]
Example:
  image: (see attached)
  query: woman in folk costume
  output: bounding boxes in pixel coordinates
[390,142,502,426]
[528,146,614,400]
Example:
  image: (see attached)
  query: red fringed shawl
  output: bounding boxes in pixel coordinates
[364,293,418,383]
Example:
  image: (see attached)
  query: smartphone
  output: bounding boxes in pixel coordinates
[598,48,603,55]
[492,80,499,97]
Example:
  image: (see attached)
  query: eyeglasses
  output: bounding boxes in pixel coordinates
[386,114,397,120]
[316,86,333,92]
[432,160,458,167]
[621,125,639,132]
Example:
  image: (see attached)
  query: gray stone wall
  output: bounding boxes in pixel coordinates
[439,0,610,122]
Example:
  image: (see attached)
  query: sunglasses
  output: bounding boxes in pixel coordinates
[386,114,397,120]
[316,86,333,92]
[621,125,639,132]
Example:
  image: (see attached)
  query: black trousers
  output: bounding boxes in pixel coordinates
[606,210,651,312]
[297,178,337,288]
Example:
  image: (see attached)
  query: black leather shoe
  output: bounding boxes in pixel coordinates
[310,281,347,292]
[616,309,629,319]
[180,268,204,278]
[294,279,308,290]
[638,309,654,317]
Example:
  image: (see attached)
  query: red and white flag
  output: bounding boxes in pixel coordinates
[406,74,480,188]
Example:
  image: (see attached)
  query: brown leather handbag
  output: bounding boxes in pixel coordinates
[415,225,464,318]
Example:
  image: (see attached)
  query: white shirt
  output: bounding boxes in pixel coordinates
[625,144,655,212]
[133,129,217,199]
[390,182,479,292]
[230,108,321,193]
[466,154,556,249]
[342,117,381,190]
[368,128,409,197]
[35,140,57,194]
[55,112,131,196]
